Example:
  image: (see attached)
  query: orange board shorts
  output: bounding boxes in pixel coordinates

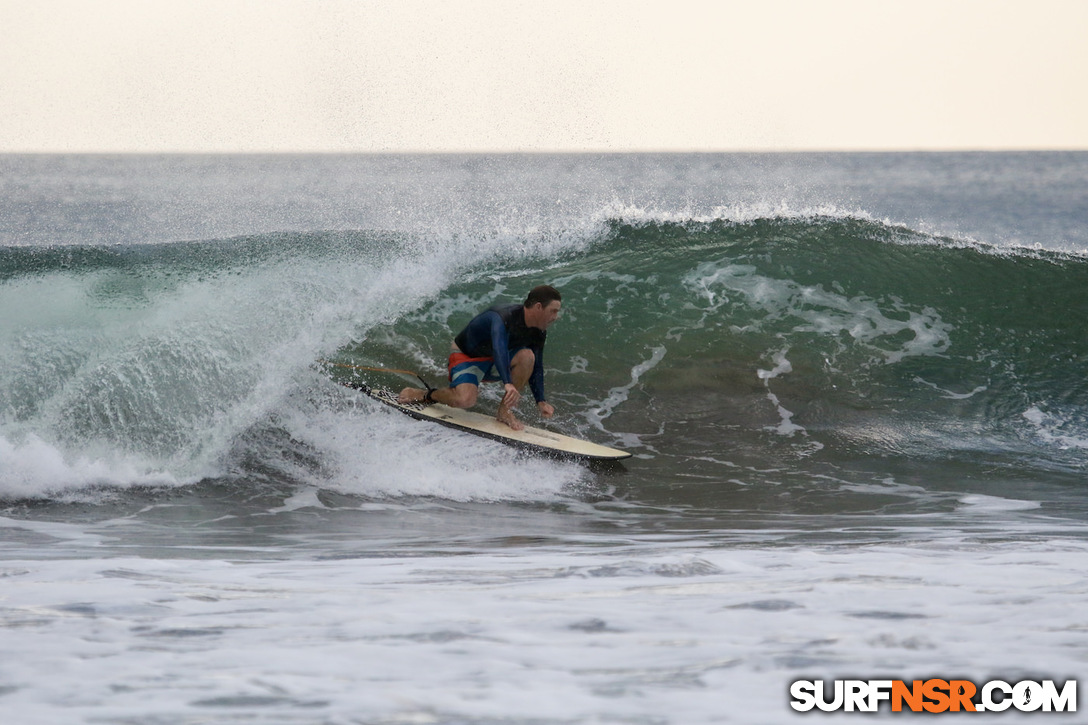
[448,351,500,387]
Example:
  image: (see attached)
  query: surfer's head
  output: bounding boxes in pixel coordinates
[524,285,562,330]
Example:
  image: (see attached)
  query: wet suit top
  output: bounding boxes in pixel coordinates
[454,303,547,403]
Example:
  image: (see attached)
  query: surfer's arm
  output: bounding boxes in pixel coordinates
[485,311,515,385]
[528,347,546,403]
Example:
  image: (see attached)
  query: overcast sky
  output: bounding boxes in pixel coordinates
[2,0,1086,152]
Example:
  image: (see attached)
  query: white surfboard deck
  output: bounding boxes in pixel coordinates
[342,382,631,462]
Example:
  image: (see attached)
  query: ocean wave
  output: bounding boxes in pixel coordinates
[3,212,1088,500]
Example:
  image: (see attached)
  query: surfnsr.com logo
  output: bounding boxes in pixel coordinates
[790,679,1077,713]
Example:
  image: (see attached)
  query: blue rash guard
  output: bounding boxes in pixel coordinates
[453,303,547,403]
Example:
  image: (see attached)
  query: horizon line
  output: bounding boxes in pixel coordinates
[3,146,1088,156]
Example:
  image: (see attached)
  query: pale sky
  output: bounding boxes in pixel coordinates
[2,0,1086,152]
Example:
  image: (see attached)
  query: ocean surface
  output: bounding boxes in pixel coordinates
[1,152,1087,723]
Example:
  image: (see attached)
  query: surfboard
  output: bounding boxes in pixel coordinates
[337,380,632,462]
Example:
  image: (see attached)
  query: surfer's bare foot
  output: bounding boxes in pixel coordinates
[496,405,525,431]
[398,387,426,404]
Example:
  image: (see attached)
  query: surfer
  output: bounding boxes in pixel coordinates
[398,285,562,431]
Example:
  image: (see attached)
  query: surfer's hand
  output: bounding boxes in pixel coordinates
[537,401,554,418]
[502,383,521,408]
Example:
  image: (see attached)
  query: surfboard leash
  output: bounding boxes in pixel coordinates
[317,359,437,398]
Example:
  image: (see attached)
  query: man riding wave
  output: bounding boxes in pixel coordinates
[398,285,562,431]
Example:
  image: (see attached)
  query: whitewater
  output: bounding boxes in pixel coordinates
[1,152,1087,723]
